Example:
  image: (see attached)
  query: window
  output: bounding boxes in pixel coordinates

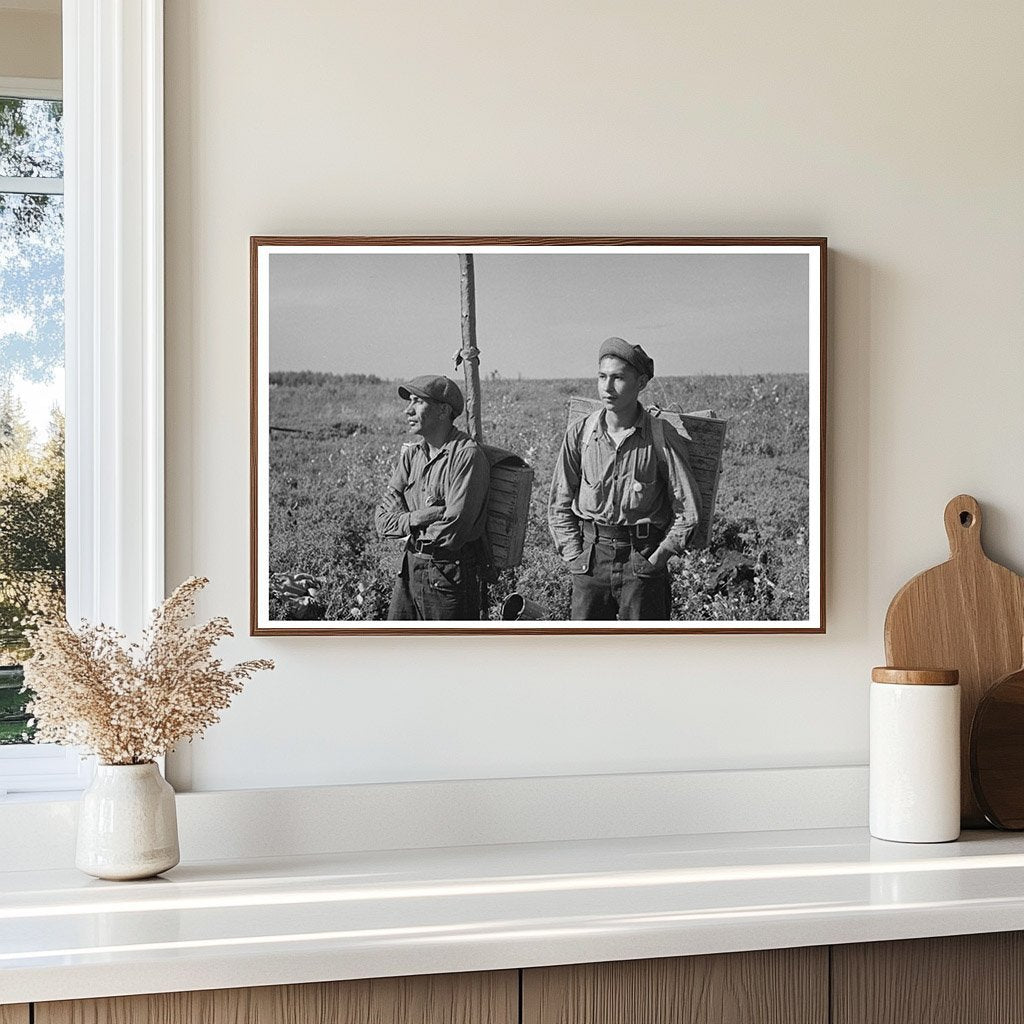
[0,82,77,794]
[0,4,166,798]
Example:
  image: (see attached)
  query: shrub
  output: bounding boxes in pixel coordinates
[267,375,810,623]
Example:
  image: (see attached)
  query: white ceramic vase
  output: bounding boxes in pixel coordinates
[76,762,180,880]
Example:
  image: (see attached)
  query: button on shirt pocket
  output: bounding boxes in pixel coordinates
[625,463,659,512]
[622,445,659,511]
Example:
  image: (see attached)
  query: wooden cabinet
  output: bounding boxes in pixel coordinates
[14,933,1024,1023]
[832,932,1024,1024]
[522,948,828,1024]
[34,972,517,1024]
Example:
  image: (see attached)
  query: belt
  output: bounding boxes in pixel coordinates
[407,541,474,565]
[582,520,664,545]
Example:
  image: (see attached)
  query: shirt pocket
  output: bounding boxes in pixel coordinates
[578,446,605,513]
[625,454,659,512]
[577,478,601,514]
[625,480,657,512]
[403,464,421,495]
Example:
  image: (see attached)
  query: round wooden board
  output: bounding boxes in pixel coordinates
[970,662,1024,829]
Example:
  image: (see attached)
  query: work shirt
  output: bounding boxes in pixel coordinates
[375,426,490,559]
[548,407,702,562]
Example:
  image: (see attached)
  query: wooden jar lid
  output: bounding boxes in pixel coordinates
[871,667,960,686]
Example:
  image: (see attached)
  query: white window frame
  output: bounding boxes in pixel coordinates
[0,1,164,797]
[0,77,61,101]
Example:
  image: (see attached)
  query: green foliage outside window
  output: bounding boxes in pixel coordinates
[0,95,65,743]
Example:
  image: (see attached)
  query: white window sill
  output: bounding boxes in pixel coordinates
[0,746,94,800]
[0,790,85,804]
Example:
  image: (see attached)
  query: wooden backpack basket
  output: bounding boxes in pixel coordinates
[479,445,533,571]
[566,397,727,549]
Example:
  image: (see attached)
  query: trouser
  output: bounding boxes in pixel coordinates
[386,551,482,621]
[569,538,672,621]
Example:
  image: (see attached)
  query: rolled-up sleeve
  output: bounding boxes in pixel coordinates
[659,425,703,555]
[419,445,489,556]
[548,421,585,561]
[374,450,413,539]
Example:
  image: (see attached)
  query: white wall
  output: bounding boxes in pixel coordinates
[163,1,1024,792]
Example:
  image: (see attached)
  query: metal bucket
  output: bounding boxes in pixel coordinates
[500,593,548,621]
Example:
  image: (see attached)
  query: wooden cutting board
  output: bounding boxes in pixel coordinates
[884,494,1024,827]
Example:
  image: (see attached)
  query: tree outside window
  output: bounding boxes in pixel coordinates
[0,94,65,744]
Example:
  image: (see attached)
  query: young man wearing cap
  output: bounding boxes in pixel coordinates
[374,375,490,620]
[548,338,702,620]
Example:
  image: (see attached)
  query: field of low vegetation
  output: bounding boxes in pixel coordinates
[267,372,811,623]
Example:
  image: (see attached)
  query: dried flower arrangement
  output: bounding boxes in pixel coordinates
[22,577,273,765]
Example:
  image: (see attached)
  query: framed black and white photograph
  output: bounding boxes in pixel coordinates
[250,236,826,635]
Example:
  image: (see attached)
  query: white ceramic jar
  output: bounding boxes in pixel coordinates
[870,667,961,843]
[76,762,180,880]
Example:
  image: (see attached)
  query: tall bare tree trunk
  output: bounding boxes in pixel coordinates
[459,254,483,443]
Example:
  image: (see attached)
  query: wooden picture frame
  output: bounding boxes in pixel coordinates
[251,236,826,635]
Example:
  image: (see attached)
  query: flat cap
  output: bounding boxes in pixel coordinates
[398,375,465,418]
[599,337,655,380]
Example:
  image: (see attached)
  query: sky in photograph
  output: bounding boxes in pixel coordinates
[268,251,811,380]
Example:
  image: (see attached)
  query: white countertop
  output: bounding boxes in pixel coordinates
[4,826,1024,1005]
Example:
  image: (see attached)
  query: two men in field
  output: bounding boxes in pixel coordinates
[377,338,701,621]
[374,375,490,620]
[548,337,702,620]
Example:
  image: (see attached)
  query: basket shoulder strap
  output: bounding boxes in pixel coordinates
[650,413,668,470]
[579,409,603,457]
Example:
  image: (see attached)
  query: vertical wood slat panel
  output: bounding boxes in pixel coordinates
[35,970,518,1024]
[0,1006,30,1024]
[832,932,1024,1024]
[522,948,828,1024]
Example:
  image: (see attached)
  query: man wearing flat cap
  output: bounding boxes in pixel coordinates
[375,375,490,620]
[548,338,702,620]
